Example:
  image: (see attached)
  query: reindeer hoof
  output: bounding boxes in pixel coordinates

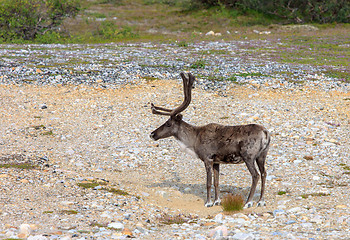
[244,201,254,209]
[257,200,266,207]
[214,199,221,206]
[205,201,214,207]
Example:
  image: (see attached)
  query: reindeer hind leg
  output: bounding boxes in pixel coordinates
[243,156,259,208]
[256,149,268,207]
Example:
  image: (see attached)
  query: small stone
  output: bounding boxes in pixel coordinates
[20,179,29,184]
[336,205,347,209]
[232,232,255,240]
[273,209,286,218]
[28,235,48,240]
[61,201,74,206]
[233,213,250,221]
[101,212,113,218]
[59,237,71,240]
[108,222,124,230]
[206,31,215,36]
[209,225,228,238]
[214,213,223,223]
[310,215,323,224]
[287,207,303,213]
[203,222,216,227]
[18,224,31,238]
[141,192,150,197]
[135,223,147,233]
[312,176,320,181]
[285,220,296,225]
[156,190,169,198]
[184,187,191,193]
[303,155,314,160]
[122,228,133,236]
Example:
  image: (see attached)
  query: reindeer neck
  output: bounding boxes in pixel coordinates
[174,120,198,148]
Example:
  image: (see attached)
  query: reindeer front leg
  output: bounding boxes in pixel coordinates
[204,161,214,207]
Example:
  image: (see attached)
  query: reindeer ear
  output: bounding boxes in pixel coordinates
[174,114,183,121]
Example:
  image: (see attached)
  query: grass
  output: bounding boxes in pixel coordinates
[102,187,129,196]
[61,209,78,215]
[190,59,206,69]
[77,179,130,196]
[1,1,349,83]
[77,180,107,189]
[0,163,37,169]
[339,163,350,171]
[205,73,259,84]
[301,192,330,199]
[221,194,244,212]
[43,210,54,214]
[277,191,287,195]
[21,0,294,44]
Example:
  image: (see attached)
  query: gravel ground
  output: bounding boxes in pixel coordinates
[0,42,349,239]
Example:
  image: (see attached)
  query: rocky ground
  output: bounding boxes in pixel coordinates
[0,42,349,239]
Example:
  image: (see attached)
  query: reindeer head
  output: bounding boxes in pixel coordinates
[150,72,195,141]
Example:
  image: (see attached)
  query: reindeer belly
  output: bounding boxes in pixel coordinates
[212,154,244,164]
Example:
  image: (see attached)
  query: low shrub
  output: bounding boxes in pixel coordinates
[221,193,244,212]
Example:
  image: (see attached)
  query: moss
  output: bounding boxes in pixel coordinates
[103,187,129,196]
[277,191,287,195]
[43,210,54,214]
[61,209,78,215]
[342,166,350,171]
[143,76,159,82]
[0,163,37,169]
[301,192,330,199]
[41,130,54,136]
[77,181,104,189]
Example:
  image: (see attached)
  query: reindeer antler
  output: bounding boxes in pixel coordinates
[151,72,195,116]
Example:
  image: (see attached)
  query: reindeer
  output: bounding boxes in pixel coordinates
[150,72,270,208]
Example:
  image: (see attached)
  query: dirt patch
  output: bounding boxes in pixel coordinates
[1,80,349,238]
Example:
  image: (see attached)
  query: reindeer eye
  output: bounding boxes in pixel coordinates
[165,121,171,127]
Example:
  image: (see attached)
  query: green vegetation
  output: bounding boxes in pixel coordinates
[102,187,129,196]
[277,191,287,195]
[190,59,206,69]
[0,163,37,169]
[0,0,348,83]
[1,0,348,43]
[77,180,130,196]
[221,194,244,212]
[43,210,54,214]
[0,0,80,41]
[77,180,107,189]
[339,163,350,171]
[61,209,79,215]
[301,192,330,199]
